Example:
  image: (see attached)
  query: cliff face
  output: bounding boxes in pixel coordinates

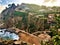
[1,3,17,20]
[1,3,41,20]
[1,3,60,21]
[0,14,2,21]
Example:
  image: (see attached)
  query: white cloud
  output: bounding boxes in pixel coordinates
[0,5,7,13]
[15,0,60,6]
[53,0,60,6]
[16,0,44,5]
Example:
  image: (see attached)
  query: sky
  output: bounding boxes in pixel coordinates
[0,0,60,13]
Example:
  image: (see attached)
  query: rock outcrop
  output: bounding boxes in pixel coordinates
[8,27,41,45]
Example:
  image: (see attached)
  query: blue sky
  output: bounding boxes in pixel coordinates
[0,0,20,5]
[0,0,20,13]
[0,0,60,6]
[0,0,60,13]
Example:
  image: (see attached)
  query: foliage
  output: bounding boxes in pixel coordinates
[14,11,28,16]
[50,28,58,36]
[14,11,28,29]
[15,21,22,29]
[52,35,60,45]
[28,23,36,33]
[55,15,60,29]
[48,15,60,45]
[26,4,41,13]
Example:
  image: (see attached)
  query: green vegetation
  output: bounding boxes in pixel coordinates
[52,35,60,45]
[14,11,28,17]
[26,4,41,13]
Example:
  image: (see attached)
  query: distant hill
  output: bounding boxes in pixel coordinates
[1,3,41,20]
[1,3,60,20]
[25,4,41,13]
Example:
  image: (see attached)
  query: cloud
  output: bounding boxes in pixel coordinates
[43,0,60,6]
[44,0,56,3]
[0,0,18,5]
[0,0,59,6]
[0,6,5,13]
[0,5,7,13]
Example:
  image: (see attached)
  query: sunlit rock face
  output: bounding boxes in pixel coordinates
[38,33,51,42]
[0,29,19,40]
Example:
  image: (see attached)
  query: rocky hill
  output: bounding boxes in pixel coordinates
[1,3,60,20]
[1,3,60,30]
